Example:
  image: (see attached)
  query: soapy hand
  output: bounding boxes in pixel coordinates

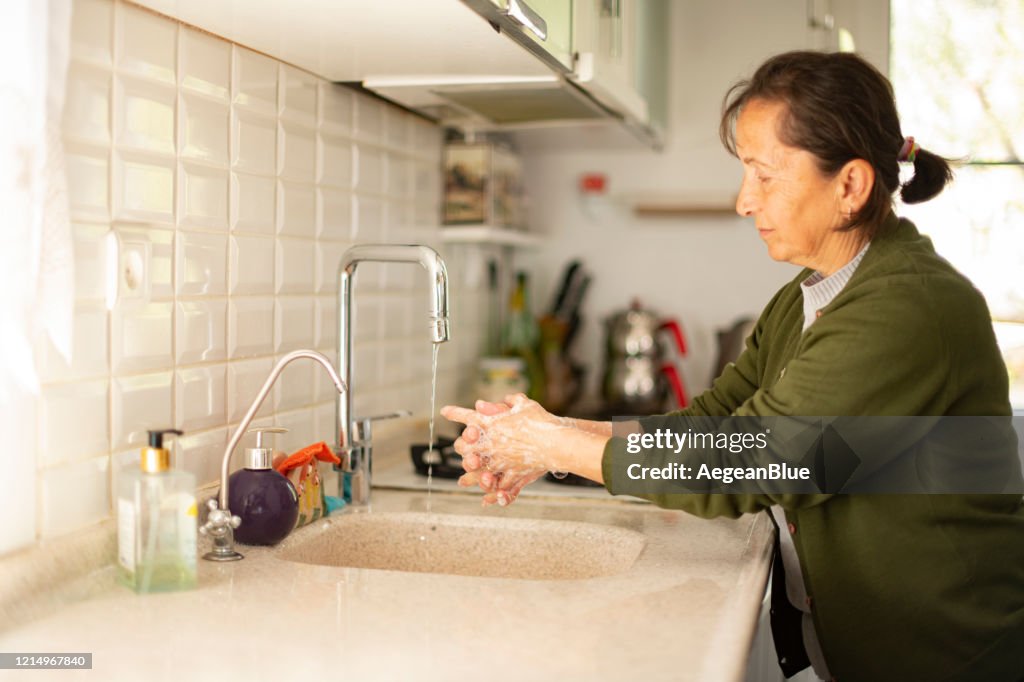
[441,394,571,506]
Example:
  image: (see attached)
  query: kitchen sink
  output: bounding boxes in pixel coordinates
[274,511,646,580]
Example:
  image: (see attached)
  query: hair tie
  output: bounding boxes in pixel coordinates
[898,136,919,163]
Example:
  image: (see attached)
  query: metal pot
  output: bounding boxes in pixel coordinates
[601,300,688,413]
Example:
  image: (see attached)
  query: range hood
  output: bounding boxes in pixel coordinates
[129,0,662,148]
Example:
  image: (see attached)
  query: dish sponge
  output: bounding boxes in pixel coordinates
[274,442,341,526]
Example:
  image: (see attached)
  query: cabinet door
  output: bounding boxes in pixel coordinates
[484,0,574,70]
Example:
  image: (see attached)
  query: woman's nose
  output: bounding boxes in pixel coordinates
[735,180,756,217]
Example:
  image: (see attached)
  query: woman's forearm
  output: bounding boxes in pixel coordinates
[552,427,611,484]
[563,417,613,437]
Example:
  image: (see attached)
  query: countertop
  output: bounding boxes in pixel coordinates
[0,487,773,682]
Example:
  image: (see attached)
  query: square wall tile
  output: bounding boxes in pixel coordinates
[275,238,315,295]
[179,27,230,100]
[113,151,174,223]
[279,65,317,125]
[353,194,385,242]
[228,358,274,422]
[385,108,412,150]
[412,120,443,163]
[39,456,111,539]
[114,75,175,155]
[174,427,227,487]
[314,296,337,351]
[414,162,440,205]
[71,222,112,302]
[175,364,227,432]
[111,301,173,374]
[179,163,229,229]
[63,62,111,144]
[180,95,229,165]
[318,133,353,189]
[116,2,176,84]
[177,231,227,296]
[388,153,412,200]
[229,234,275,295]
[274,359,313,412]
[37,302,109,383]
[65,142,109,220]
[231,173,276,234]
[115,223,173,300]
[38,379,109,465]
[232,110,276,175]
[279,122,316,183]
[380,297,413,338]
[70,0,113,66]
[274,297,315,352]
[352,342,381,389]
[276,181,316,238]
[317,187,352,241]
[319,83,353,134]
[354,96,384,144]
[232,46,277,115]
[312,402,337,445]
[111,371,174,450]
[352,296,382,343]
[274,409,316,454]
[354,145,385,195]
[176,300,227,364]
[315,240,351,296]
[228,297,274,359]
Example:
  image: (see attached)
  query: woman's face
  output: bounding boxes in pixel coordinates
[734,99,850,273]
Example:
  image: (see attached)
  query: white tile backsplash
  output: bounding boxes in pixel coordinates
[31,0,474,549]
[275,238,315,295]
[175,364,227,432]
[39,456,111,539]
[115,2,176,84]
[277,181,317,238]
[179,162,230,229]
[38,380,110,465]
[115,74,176,155]
[111,301,174,374]
[231,172,276,233]
[179,27,230,101]
[179,94,230,165]
[177,231,228,296]
[228,297,275,359]
[229,234,275,295]
[232,46,277,114]
[111,371,174,449]
[232,109,277,175]
[175,299,228,364]
[113,151,175,222]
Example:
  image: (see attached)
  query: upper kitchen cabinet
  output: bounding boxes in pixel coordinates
[128,0,667,150]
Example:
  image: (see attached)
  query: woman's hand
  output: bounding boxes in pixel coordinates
[441,394,571,506]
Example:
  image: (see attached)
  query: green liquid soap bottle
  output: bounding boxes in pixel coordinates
[117,429,197,593]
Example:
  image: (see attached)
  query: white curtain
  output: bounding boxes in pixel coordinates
[0,0,73,554]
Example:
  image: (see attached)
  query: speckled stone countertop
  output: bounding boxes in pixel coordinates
[0,488,773,682]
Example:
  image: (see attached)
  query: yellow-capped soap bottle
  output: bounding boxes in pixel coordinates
[117,429,197,593]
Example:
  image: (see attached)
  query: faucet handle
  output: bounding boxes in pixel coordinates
[354,410,413,444]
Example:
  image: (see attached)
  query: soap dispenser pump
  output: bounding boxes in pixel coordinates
[227,427,299,545]
[117,429,197,593]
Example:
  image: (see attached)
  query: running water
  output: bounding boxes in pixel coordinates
[426,343,439,512]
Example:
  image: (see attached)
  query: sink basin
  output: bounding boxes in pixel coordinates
[275,511,646,580]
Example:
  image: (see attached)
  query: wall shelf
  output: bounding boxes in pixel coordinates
[632,202,737,218]
[440,225,543,248]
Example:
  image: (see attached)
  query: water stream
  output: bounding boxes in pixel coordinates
[426,343,439,512]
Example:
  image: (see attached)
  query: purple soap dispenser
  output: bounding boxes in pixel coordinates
[228,427,299,546]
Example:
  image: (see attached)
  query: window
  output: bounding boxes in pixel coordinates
[890,0,1024,407]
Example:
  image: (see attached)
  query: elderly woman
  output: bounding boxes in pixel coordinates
[441,51,1024,681]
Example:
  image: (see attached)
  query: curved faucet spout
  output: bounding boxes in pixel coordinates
[217,349,346,510]
[335,244,451,507]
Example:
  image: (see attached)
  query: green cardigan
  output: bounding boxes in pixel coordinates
[602,214,1024,680]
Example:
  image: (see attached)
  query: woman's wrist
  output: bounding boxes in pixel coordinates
[552,425,608,484]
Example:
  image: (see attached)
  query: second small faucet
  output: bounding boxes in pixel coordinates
[335,244,451,508]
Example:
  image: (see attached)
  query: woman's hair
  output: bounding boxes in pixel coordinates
[720,51,953,239]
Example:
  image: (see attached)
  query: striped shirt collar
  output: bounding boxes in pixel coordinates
[801,241,872,331]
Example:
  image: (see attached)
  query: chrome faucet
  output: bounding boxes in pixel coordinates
[201,349,346,561]
[336,244,450,508]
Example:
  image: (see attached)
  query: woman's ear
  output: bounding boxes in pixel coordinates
[837,158,875,213]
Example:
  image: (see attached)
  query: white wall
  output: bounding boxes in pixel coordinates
[520,0,889,402]
[2,0,489,556]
